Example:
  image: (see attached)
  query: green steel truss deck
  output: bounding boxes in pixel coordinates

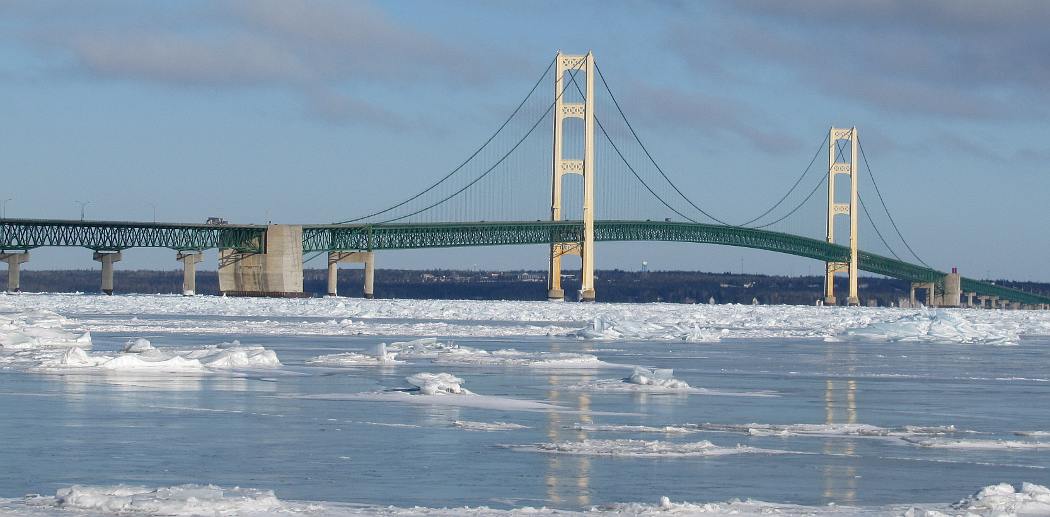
[0,218,266,253]
[3,218,1047,304]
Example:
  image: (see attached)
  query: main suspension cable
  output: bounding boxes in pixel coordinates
[593,62,730,224]
[375,57,587,224]
[333,55,557,224]
[857,138,930,267]
[739,133,828,227]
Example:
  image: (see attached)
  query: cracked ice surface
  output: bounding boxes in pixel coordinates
[4,293,1050,343]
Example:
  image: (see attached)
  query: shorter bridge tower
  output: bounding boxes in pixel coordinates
[825,127,860,306]
[548,51,596,302]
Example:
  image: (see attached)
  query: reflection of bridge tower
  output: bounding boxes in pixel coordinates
[548,51,596,302]
[825,127,860,306]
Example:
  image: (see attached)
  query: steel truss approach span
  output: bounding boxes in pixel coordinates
[0,219,266,253]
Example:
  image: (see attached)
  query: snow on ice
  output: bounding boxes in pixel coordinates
[5,293,1050,343]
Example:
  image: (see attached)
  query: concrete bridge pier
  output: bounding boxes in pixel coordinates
[911,282,937,307]
[990,296,999,309]
[327,251,375,298]
[939,270,961,307]
[92,251,122,295]
[1,252,29,292]
[177,251,203,296]
[965,292,976,308]
[977,295,989,309]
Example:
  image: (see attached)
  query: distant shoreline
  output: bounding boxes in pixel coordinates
[7,269,1048,306]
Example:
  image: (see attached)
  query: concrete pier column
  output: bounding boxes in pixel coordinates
[177,251,203,296]
[326,257,339,297]
[940,269,961,307]
[990,296,999,309]
[328,251,375,298]
[92,251,122,295]
[1,252,29,293]
[965,292,976,308]
[363,254,375,299]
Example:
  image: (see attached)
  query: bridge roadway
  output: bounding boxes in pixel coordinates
[2,218,1047,305]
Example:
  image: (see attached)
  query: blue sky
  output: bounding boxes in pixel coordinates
[2,1,1048,281]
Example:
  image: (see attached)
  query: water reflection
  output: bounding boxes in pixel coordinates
[544,340,592,507]
[822,345,858,504]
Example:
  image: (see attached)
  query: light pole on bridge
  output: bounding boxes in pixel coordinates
[75,200,91,221]
[1,198,11,219]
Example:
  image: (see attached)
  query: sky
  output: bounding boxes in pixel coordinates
[1,1,1048,281]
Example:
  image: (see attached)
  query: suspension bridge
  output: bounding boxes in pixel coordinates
[1,52,1046,308]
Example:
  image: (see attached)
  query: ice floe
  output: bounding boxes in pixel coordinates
[943,482,1050,516]
[903,437,1050,450]
[405,372,471,395]
[307,343,405,366]
[21,484,287,515]
[504,438,792,458]
[835,308,1020,345]
[452,420,529,431]
[566,369,776,397]
[385,337,619,369]
[697,422,963,440]
[0,309,90,351]
[570,423,699,434]
[627,367,691,389]
[37,340,281,373]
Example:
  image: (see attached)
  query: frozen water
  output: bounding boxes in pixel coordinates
[452,420,530,431]
[627,367,691,389]
[835,308,1021,345]
[571,423,700,434]
[2,294,1050,513]
[504,439,794,458]
[386,338,619,369]
[696,422,964,441]
[0,482,1049,515]
[121,337,154,353]
[405,372,471,395]
[6,293,1050,343]
[23,484,286,515]
[903,437,1050,450]
[32,340,282,373]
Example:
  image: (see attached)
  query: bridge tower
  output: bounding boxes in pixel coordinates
[824,127,860,306]
[548,51,596,302]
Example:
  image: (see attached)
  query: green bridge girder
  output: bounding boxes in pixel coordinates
[0,218,266,253]
[3,218,1047,305]
[303,220,1050,305]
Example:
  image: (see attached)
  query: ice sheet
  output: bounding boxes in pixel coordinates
[452,420,529,431]
[386,338,620,369]
[307,343,405,366]
[2,482,1050,516]
[6,294,1050,343]
[835,308,1020,345]
[697,422,963,441]
[405,372,471,395]
[903,437,1050,450]
[570,423,699,434]
[565,378,777,397]
[299,391,570,413]
[504,439,794,458]
[36,341,282,373]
